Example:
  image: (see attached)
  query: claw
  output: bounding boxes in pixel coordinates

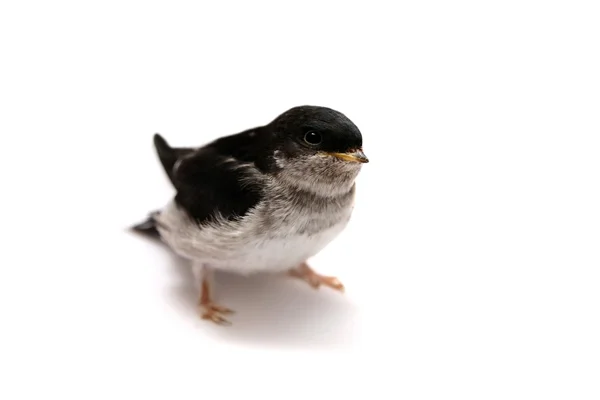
[208,304,235,314]
[198,303,233,325]
[289,263,345,292]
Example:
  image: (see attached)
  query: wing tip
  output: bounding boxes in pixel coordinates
[153,133,170,152]
[152,133,178,180]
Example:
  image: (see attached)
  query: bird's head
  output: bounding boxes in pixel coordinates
[266,105,368,196]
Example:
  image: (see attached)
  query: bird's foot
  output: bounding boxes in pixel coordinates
[197,302,234,325]
[289,263,345,292]
[197,276,234,325]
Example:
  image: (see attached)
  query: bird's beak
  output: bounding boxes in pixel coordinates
[327,149,369,163]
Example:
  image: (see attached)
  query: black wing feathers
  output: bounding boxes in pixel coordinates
[172,147,262,223]
[153,133,196,185]
[154,130,266,224]
[208,128,276,172]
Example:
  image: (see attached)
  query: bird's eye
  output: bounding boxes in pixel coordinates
[304,131,322,145]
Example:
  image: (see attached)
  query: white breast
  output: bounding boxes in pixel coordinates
[213,217,349,274]
[155,184,355,275]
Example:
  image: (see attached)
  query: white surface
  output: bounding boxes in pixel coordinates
[1,1,599,399]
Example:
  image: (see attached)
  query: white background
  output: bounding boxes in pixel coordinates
[1,1,599,399]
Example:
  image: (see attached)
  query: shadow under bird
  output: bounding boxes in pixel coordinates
[131,105,369,324]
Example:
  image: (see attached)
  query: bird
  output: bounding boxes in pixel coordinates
[131,105,369,325]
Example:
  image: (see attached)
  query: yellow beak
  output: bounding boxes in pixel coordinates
[327,149,369,163]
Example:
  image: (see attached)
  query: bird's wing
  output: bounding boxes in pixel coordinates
[155,133,265,224]
[153,133,197,186]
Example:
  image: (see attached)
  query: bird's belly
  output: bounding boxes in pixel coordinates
[156,199,351,274]
[213,226,345,273]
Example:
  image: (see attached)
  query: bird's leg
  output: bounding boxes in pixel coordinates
[192,262,234,325]
[288,262,345,292]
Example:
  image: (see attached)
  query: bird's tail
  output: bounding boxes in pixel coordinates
[130,211,161,238]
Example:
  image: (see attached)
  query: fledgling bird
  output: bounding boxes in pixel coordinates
[131,105,369,324]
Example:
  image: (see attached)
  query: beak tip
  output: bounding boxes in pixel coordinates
[356,150,369,163]
[325,150,370,163]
